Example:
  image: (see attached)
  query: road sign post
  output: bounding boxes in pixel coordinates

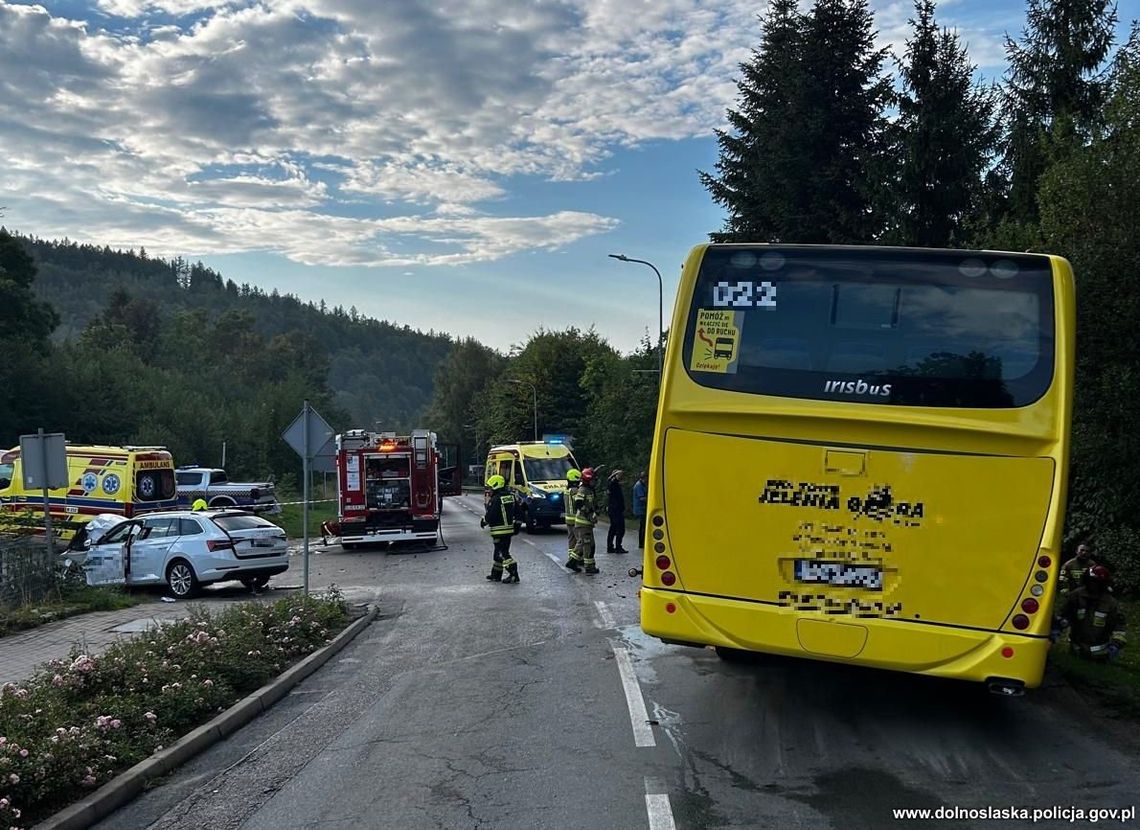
[282,401,336,594]
[19,429,68,556]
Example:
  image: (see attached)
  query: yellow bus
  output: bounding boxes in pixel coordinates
[640,244,1074,694]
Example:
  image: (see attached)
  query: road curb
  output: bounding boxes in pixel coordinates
[37,604,379,830]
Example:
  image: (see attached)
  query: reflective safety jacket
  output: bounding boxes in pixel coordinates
[1058,556,1097,594]
[573,484,597,528]
[563,482,579,525]
[485,487,516,537]
[1058,588,1127,655]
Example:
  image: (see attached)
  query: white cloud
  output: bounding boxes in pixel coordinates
[0,0,1018,268]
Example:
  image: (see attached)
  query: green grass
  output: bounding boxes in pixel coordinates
[1050,597,1140,719]
[0,586,145,638]
[270,496,338,540]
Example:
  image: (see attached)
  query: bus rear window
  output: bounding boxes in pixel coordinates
[682,247,1056,408]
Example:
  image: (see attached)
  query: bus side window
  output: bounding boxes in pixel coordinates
[513,460,525,487]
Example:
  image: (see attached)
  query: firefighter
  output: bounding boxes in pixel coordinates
[565,467,599,574]
[191,498,208,512]
[1054,565,1127,661]
[563,468,582,562]
[480,474,520,583]
[1058,541,1097,596]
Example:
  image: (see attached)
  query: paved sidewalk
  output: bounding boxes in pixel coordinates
[0,587,382,688]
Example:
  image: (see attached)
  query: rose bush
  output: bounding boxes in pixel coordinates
[0,588,349,828]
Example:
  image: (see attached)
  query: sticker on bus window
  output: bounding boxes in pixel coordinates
[691,309,741,374]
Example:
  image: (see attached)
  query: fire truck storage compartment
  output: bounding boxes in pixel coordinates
[365,454,411,511]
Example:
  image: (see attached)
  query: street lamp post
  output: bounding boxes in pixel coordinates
[608,254,663,377]
[509,379,538,442]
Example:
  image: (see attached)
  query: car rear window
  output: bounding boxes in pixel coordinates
[213,515,279,532]
[683,246,1056,408]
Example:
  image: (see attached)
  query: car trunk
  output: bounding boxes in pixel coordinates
[214,516,288,559]
[662,428,1054,631]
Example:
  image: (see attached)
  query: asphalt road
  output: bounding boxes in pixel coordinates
[99,495,1140,830]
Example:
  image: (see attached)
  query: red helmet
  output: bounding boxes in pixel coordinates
[580,467,596,484]
[1084,565,1112,588]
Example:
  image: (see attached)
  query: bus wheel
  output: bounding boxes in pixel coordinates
[714,646,752,663]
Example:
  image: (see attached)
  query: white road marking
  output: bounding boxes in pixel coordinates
[594,600,616,629]
[644,790,677,830]
[613,646,656,747]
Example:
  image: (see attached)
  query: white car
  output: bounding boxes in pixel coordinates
[73,510,290,599]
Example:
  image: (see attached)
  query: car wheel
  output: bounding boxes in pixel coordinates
[166,560,198,599]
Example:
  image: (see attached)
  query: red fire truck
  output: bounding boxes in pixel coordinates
[328,429,441,548]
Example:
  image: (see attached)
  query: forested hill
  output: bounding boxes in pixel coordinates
[20,235,454,433]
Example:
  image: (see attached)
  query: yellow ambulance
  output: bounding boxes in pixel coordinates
[484,439,579,531]
[0,444,178,537]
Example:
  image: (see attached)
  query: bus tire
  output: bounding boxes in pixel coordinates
[166,560,198,599]
[714,646,752,663]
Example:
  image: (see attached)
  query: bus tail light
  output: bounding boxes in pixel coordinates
[1021,598,1039,614]
[1011,614,1030,630]
[661,571,676,587]
[1001,647,1015,659]
[655,555,671,570]
[1037,555,1051,568]
[665,602,676,614]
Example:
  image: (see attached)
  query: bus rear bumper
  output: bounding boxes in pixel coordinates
[640,588,1049,688]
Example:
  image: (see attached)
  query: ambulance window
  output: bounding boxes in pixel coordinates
[0,463,12,489]
[513,460,524,485]
[497,460,512,481]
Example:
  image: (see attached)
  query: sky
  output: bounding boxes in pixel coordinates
[0,0,1133,353]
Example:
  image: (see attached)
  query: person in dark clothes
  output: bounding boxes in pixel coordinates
[632,471,648,549]
[606,469,629,553]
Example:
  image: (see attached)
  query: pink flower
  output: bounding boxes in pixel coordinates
[0,737,6,746]
[110,720,121,730]
[70,656,96,674]
[17,751,27,759]
[51,675,64,687]
[0,798,8,809]
[82,775,96,787]
[8,774,18,785]
[144,712,157,723]
[202,679,213,688]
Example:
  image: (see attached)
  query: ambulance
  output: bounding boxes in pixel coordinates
[484,439,579,532]
[0,444,179,537]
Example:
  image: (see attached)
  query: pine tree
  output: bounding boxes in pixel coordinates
[1000,0,1118,223]
[892,0,997,247]
[701,0,892,243]
[700,0,805,242]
